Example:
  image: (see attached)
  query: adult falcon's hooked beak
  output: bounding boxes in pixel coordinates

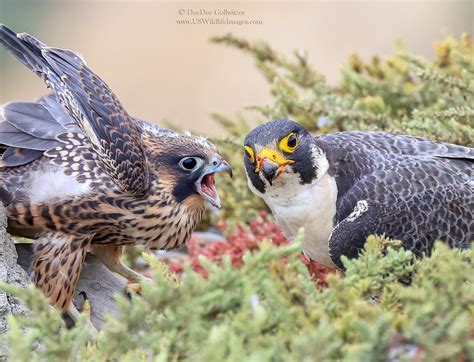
[255,148,294,185]
[196,155,232,208]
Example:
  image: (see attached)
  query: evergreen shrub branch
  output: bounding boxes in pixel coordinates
[3,33,473,361]
[3,238,473,360]
[210,33,473,222]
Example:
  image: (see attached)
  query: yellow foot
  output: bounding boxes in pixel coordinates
[79,291,92,314]
[125,282,142,299]
[66,293,98,339]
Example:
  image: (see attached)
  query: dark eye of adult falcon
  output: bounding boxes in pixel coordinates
[0,25,232,318]
[244,119,473,268]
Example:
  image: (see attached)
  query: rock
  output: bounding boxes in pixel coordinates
[72,254,127,329]
[0,205,29,360]
[193,230,226,244]
[1,201,127,341]
[16,244,127,330]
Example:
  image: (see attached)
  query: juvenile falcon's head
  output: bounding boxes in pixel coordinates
[144,128,232,208]
[244,119,321,196]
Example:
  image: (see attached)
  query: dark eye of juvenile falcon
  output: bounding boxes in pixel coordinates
[179,156,201,171]
[0,24,234,318]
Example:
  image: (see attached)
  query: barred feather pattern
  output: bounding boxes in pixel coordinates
[0,25,149,195]
[32,233,91,310]
[0,25,221,311]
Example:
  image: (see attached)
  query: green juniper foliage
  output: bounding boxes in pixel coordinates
[3,34,474,360]
[3,237,474,361]
[210,33,473,222]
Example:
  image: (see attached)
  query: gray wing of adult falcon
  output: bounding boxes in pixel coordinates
[314,131,473,268]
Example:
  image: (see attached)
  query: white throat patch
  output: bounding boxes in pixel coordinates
[246,147,338,267]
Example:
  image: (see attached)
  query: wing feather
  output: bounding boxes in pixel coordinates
[0,95,79,167]
[329,156,473,269]
[319,131,473,160]
[2,101,67,139]
[1,147,43,167]
[0,24,149,194]
[0,121,61,150]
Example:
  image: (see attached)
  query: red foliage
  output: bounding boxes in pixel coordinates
[168,211,335,286]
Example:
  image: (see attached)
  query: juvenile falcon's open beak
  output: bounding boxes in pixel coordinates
[256,149,294,185]
[196,155,232,208]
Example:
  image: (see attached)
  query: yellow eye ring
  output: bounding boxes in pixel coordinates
[244,146,255,163]
[279,132,298,153]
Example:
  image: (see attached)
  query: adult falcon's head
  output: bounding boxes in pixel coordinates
[244,119,322,197]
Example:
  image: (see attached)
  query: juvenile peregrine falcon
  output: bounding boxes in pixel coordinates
[0,25,232,312]
[244,119,473,268]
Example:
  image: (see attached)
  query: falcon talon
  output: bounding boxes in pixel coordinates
[0,24,232,314]
[82,299,92,315]
[125,283,142,296]
[79,291,88,302]
[244,119,473,269]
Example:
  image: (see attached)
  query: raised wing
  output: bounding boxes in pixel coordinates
[0,25,149,194]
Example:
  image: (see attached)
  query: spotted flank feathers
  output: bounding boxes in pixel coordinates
[0,24,229,311]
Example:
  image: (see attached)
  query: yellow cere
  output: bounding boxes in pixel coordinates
[244,146,255,163]
[279,132,298,153]
[257,148,295,168]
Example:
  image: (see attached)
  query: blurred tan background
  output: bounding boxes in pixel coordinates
[0,0,472,135]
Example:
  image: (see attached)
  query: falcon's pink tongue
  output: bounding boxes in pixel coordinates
[201,173,217,199]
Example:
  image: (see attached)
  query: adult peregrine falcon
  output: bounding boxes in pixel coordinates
[0,25,232,312]
[244,119,473,268]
